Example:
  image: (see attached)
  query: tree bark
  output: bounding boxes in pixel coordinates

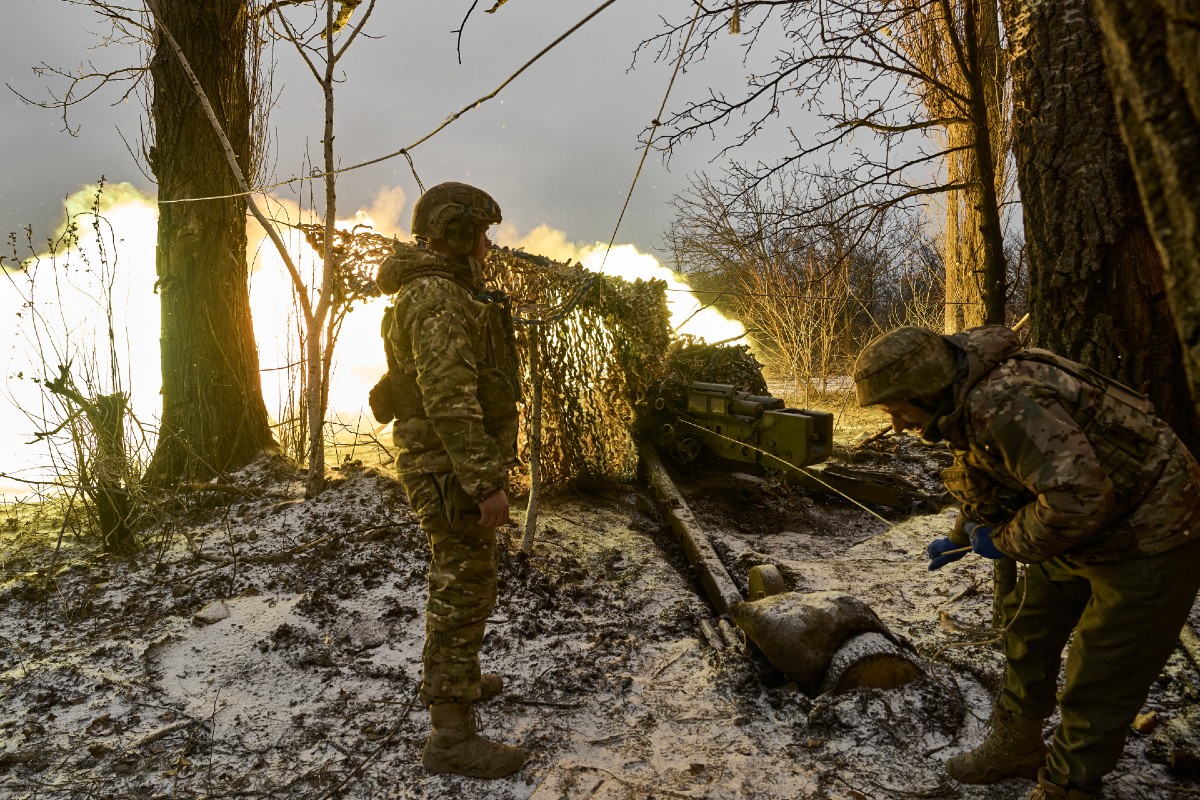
[1090,0,1200,436]
[960,0,1009,325]
[897,0,1008,332]
[1001,0,1200,454]
[147,0,275,481]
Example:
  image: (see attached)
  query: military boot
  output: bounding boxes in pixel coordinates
[422,702,524,779]
[478,673,503,703]
[1024,769,1095,800]
[946,709,1047,783]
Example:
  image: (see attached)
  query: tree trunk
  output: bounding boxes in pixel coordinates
[961,0,1009,325]
[898,0,1008,332]
[147,0,275,482]
[1001,0,1200,454]
[1090,0,1200,442]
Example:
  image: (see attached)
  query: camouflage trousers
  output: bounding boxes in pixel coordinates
[997,534,1200,788]
[401,471,498,707]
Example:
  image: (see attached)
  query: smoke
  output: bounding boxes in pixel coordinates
[0,182,160,496]
[499,224,747,344]
[0,185,746,497]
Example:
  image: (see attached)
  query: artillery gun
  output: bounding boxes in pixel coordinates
[635,354,930,694]
[640,381,833,472]
[637,379,925,511]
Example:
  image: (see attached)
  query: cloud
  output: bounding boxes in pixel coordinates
[355,186,409,237]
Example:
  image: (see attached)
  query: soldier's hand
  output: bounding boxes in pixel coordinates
[964,522,1005,559]
[927,537,968,570]
[478,490,511,528]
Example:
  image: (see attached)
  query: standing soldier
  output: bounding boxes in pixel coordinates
[373,182,523,779]
[852,324,1200,800]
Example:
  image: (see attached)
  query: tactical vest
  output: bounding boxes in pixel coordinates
[368,263,521,461]
[942,348,1165,523]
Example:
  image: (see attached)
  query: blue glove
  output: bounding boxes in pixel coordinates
[927,537,967,570]
[964,522,1005,560]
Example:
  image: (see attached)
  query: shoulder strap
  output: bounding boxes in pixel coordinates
[1012,349,1153,414]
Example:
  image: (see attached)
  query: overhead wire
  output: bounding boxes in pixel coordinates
[596,0,704,274]
[155,0,624,205]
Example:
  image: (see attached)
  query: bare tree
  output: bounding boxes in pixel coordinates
[3,191,154,553]
[641,0,1011,327]
[19,1,280,483]
[666,171,941,397]
[891,0,1010,331]
[1000,0,1199,453]
[1090,0,1200,424]
[257,1,379,495]
[147,0,381,496]
[145,0,278,482]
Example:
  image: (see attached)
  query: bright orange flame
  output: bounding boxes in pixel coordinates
[0,185,748,496]
[502,224,748,344]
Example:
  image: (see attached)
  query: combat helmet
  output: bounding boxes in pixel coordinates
[853,326,956,407]
[411,182,502,255]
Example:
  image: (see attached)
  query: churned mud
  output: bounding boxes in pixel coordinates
[1,434,1198,799]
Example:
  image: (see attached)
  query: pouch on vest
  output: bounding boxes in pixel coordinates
[478,292,522,462]
[478,367,519,459]
[368,374,396,424]
[434,472,481,535]
[942,455,1031,524]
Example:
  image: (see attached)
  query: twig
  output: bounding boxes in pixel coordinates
[650,645,694,679]
[49,485,82,571]
[507,697,585,709]
[314,684,420,800]
[120,719,196,754]
[177,483,272,498]
[856,424,895,448]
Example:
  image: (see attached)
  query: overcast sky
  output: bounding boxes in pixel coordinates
[2,1,809,493]
[1,1,797,262]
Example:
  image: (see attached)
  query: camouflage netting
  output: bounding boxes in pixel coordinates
[485,248,673,489]
[299,223,393,305]
[649,339,768,396]
[633,339,769,441]
[305,227,675,489]
[307,227,773,490]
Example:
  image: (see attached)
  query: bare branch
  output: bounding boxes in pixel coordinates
[454,0,484,65]
[144,0,313,323]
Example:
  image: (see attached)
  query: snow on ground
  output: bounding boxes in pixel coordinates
[1,440,1198,799]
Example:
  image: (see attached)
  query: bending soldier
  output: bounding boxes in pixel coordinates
[853,324,1200,800]
[374,182,523,780]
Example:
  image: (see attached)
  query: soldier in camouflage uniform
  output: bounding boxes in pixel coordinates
[373,182,524,780]
[853,325,1200,800]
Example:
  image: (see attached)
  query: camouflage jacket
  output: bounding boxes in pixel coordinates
[376,244,520,502]
[927,326,1200,564]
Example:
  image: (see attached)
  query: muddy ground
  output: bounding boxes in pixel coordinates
[2,427,1199,799]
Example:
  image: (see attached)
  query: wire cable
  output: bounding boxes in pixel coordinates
[156,0,623,206]
[597,0,704,273]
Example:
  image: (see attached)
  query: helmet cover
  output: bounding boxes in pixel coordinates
[853,326,956,407]
[411,182,502,244]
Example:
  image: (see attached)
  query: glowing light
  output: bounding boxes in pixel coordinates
[1,183,748,496]
[502,224,748,344]
[0,183,160,496]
